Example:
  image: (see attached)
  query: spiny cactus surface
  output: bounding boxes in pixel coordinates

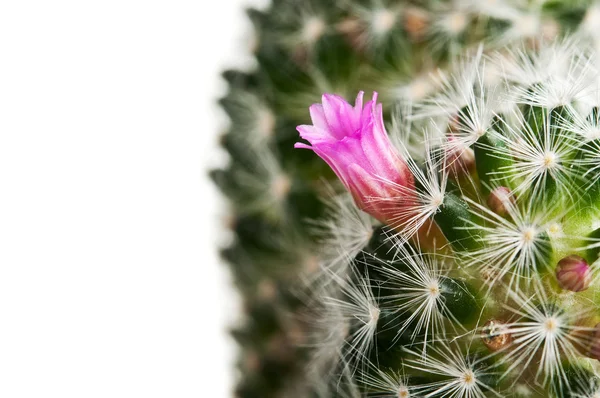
[213,1,600,397]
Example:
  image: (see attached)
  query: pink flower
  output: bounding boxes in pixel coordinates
[295,91,414,223]
[555,255,592,292]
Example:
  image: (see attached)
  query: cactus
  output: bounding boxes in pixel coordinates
[213,1,600,397]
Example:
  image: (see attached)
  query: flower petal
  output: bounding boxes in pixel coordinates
[309,104,328,130]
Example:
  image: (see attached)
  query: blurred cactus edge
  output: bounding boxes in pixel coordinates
[211,1,600,397]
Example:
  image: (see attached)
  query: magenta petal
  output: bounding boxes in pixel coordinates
[373,103,386,137]
[297,125,335,142]
[311,145,352,188]
[354,91,365,113]
[360,121,391,178]
[309,104,327,130]
[363,120,401,179]
[346,164,386,202]
[350,91,365,130]
[322,94,351,139]
[371,91,378,103]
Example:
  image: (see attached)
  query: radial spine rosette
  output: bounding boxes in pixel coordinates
[294,41,600,397]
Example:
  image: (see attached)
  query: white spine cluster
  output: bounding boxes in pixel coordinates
[303,36,600,397]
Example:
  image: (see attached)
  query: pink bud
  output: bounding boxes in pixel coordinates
[487,187,515,217]
[555,255,592,292]
[295,92,415,224]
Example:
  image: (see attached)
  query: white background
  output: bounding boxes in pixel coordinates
[0,0,267,396]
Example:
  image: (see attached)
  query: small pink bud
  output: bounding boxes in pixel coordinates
[487,187,515,217]
[555,255,592,292]
[296,92,415,224]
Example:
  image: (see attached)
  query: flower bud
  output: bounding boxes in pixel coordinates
[482,319,511,352]
[296,92,415,224]
[555,255,592,292]
[487,187,515,217]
